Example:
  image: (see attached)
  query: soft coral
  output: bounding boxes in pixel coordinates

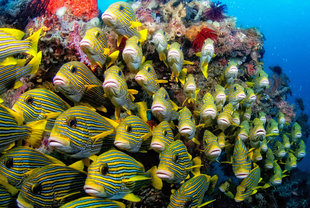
[192,27,218,52]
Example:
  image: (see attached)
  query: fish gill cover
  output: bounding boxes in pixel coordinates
[0,0,309,207]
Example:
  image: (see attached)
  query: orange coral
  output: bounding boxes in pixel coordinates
[47,0,98,21]
[185,23,216,42]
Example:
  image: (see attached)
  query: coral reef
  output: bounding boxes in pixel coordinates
[201,1,227,22]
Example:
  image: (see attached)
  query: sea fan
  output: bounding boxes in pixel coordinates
[202,1,227,22]
[192,27,218,51]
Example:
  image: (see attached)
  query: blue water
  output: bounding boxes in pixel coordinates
[98,0,310,170]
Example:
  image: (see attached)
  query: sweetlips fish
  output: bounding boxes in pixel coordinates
[53,61,108,112]
[249,147,262,162]
[103,65,142,120]
[0,104,46,152]
[202,130,221,159]
[266,118,279,137]
[234,166,261,202]
[295,139,306,159]
[242,87,256,108]
[122,36,145,73]
[261,138,268,152]
[151,87,179,122]
[48,106,118,158]
[285,152,297,171]
[135,61,167,96]
[232,137,251,179]
[178,107,198,144]
[84,149,162,202]
[243,107,252,121]
[199,92,217,126]
[282,134,291,149]
[151,121,174,152]
[60,197,125,208]
[167,42,193,83]
[264,148,275,169]
[269,161,283,186]
[152,29,168,66]
[168,174,216,208]
[259,112,267,124]
[225,84,246,108]
[223,60,239,84]
[238,120,250,140]
[232,111,240,126]
[0,27,41,62]
[156,140,201,183]
[80,27,119,69]
[0,179,18,207]
[12,88,70,132]
[0,51,41,96]
[101,1,147,45]
[218,132,226,149]
[183,74,200,105]
[212,84,226,109]
[196,38,215,80]
[291,122,302,143]
[217,103,234,131]
[273,140,286,158]
[249,118,266,148]
[219,179,234,199]
[114,115,152,152]
[17,164,86,208]
[277,112,285,130]
[247,70,269,93]
[0,146,64,189]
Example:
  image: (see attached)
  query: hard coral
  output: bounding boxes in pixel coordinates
[192,27,218,51]
[136,7,154,23]
[202,1,227,22]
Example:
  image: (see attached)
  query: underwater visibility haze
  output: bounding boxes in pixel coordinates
[0,0,309,207]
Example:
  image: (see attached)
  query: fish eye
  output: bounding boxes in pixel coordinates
[147,67,151,72]
[4,157,13,169]
[137,41,141,46]
[25,96,34,105]
[190,115,193,120]
[180,46,182,50]
[118,70,122,76]
[164,94,168,100]
[70,66,77,73]
[67,117,77,128]
[234,87,237,91]
[163,32,166,35]
[119,5,124,11]
[95,31,100,38]
[172,154,179,163]
[163,130,168,137]
[100,163,109,175]
[258,73,261,77]
[125,125,132,132]
[31,183,42,195]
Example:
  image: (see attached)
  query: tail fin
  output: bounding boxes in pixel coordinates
[138,29,148,44]
[201,64,209,80]
[26,27,42,57]
[136,101,148,122]
[0,28,25,40]
[29,51,42,75]
[106,50,120,68]
[147,166,163,190]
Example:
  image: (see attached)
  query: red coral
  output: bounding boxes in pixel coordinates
[136,7,154,23]
[246,63,256,77]
[192,27,218,52]
[276,100,295,123]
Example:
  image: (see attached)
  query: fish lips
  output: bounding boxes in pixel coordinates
[114,140,131,151]
[123,47,138,60]
[255,129,266,137]
[101,12,115,25]
[179,126,194,137]
[235,172,249,179]
[208,148,222,156]
[202,108,216,119]
[151,103,166,114]
[156,169,173,180]
[185,84,196,91]
[272,179,282,185]
[260,78,269,87]
[135,74,147,84]
[53,76,67,86]
[103,79,120,94]
[167,50,180,60]
[238,133,248,140]
[218,118,231,126]
[151,142,165,152]
[48,137,70,148]
[84,185,106,197]
[80,39,94,50]
[215,94,226,103]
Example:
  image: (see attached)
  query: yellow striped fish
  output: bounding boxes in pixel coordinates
[249,118,265,148]
[232,111,240,126]
[80,27,119,69]
[225,84,246,108]
[295,139,306,159]
[135,61,166,96]
[84,149,161,202]
[285,152,297,171]
[232,137,251,179]
[282,134,291,149]
[60,197,125,208]
[178,107,197,143]
[12,88,70,131]
[49,106,117,158]
[238,120,250,140]
[0,146,64,188]
[266,118,279,136]
[259,112,267,124]
[264,148,274,169]
[199,92,217,126]
[217,103,234,131]
[218,132,226,149]
[261,138,268,152]
[151,121,174,152]
[101,1,147,45]
[243,106,252,121]
[103,65,137,120]
[53,61,108,111]
[0,104,46,151]
[168,174,213,208]
[277,112,285,130]
[269,161,282,185]
[122,36,144,73]
[250,147,262,162]
[0,27,41,62]
[212,84,226,108]
[0,51,41,95]
[151,87,179,122]
[242,87,256,108]
[156,140,200,183]
[114,115,152,152]
[203,130,221,159]
[0,180,18,207]
[197,38,215,80]
[152,29,168,65]
[291,122,302,142]
[234,166,261,202]
[183,74,200,105]
[223,60,239,84]
[249,70,269,93]
[273,140,286,158]
[17,164,86,208]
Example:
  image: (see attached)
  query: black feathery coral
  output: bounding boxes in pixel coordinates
[202,1,227,22]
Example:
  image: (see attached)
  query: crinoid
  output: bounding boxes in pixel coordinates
[192,27,218,51]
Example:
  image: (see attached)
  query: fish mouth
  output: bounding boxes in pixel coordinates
[278,151,286,157]
[255,156,262,161]
[53,76,66,86]
[298,152,306,158]
[156,170,173,180]
[84,185,100,195]
[272,179,282,185]
[218,118,230,125]
[103,79,119,89]
[179,126,193,135]
[123,47,137,56]
[260,117,266,123]
[101,13,114,23]
[186,84,196,91]
[235,198,243,203]
[151,142,164,151]
[204,44,214,51]
[291,164,297,168]
[272,129,279,134]
[203,109,216,118]
[285,144,291,149]
[237,93,246,100]
[154,33,164,40]
[265,164,273,169]
[235,173,249,179]
[151,104,166,113]
[260,78,269,86]
[209,148,221,156]
[295,133,302,138]
[135,74,146,82]
[167,50,180,59]
[238,133,248,140]
[255,129,266,136]
[80,39,93,48]
[48,137,68,148]
[232,118,240,125]
[114,141,130,150]
[229,66,238,73]
[249,95,257,101]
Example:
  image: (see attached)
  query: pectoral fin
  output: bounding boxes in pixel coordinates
[123,193,141,202]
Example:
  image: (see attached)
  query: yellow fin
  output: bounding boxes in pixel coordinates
[117,36,123,47]
[0,98,3,103]
[25,119,47,148]
[96,106,107,113]
[183,60,194,65]
[196,52,201,57]
[159,52,166,62]
[198,199,216,208]
[91,129,114,142]
[148,166,162,190]
[68,160,85,172]
[136,101,148,122]
[1,56,18,66]
[123,193,141,202]
[128,89,139,95]
[246,82,255,88]
[191,156,201,176]
[41,112,62,119]
[266,133,279,137]
[141,131,152,141]
[0,28,25,39]
[13,81,23,89]
[103,116,119,129]
[251,189,258,195]
[106,50,119,68]
[29,51,42,75]
[0,179,18,196]
[155,79,168,84]
[85,85,102,91]
[138,29,148,44]
[130,21,142,29]
[170,100,179,111]
[123,175,150,183]
[192,137,200,145]
[201,63,208,79]
[179,68,187,86]
[194,89,200,101]
[26,27,42,57]
[2,105,24,125]
[141,56,145,65]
